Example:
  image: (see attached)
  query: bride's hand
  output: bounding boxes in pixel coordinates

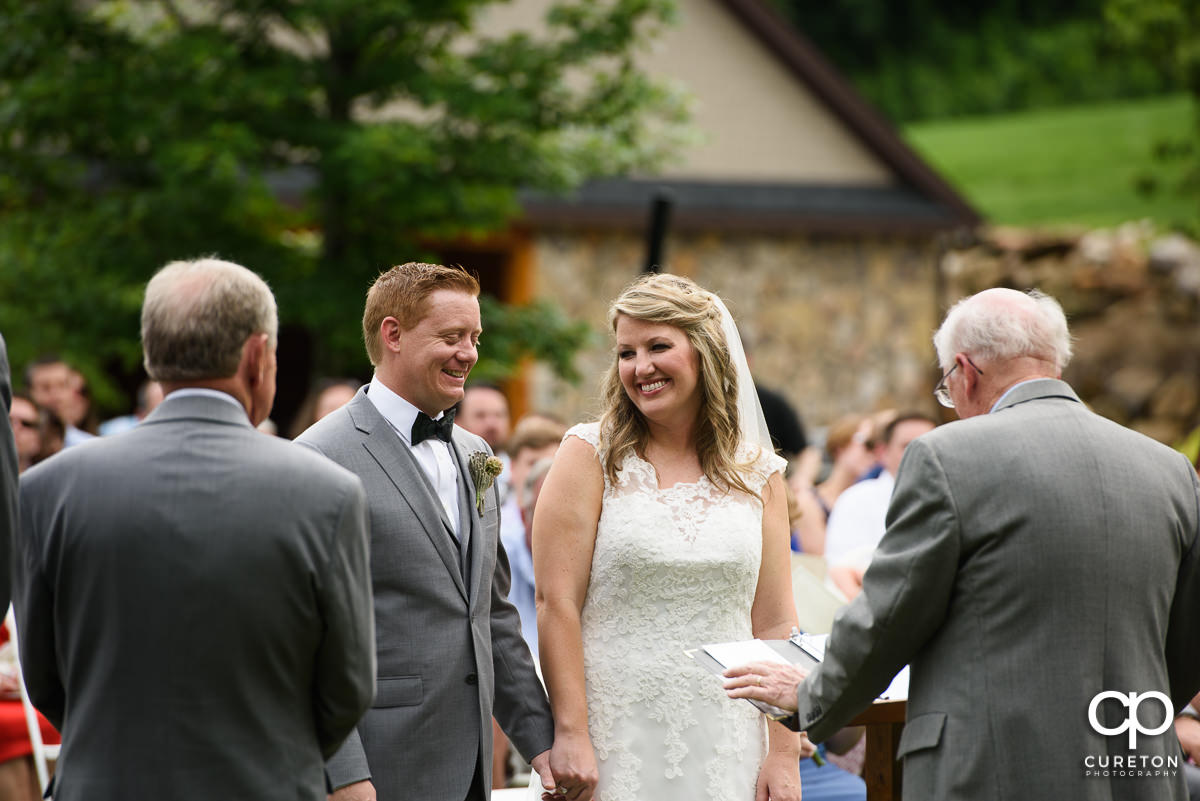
[547,731,599,801]
[755,750,802,801]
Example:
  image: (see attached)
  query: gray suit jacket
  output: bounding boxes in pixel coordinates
[297,388,553,801]
[794,379,1200,800]
[0,334,15,610]
[14,393,376,801]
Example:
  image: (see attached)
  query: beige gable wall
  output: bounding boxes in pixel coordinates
[479,0,895,185]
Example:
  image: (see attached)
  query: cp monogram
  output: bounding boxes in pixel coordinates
[1087,690,1174,749]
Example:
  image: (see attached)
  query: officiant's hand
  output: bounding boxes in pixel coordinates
[546,730,598,801]
[722,661,808,712]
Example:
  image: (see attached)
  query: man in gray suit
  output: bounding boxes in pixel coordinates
[13,258,376,801]
[727,288,1200,800]
[296,262,556,801]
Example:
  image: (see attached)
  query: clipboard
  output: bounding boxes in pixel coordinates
[685,633,823,721]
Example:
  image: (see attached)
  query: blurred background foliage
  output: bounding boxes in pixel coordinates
[770,0,1200,232]
[769,0,1182,122]
[0,0,687,410]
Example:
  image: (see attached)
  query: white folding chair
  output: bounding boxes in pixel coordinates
[4,609,58,795]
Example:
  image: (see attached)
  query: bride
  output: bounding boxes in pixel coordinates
[533,274,807,800]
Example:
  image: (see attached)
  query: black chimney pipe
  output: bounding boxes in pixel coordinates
[643,191,673,273]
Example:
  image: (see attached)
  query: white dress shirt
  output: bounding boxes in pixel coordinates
[366,375,461,536]
[823,470,896,570]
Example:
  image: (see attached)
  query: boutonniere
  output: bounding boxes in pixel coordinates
[468,451,503,514]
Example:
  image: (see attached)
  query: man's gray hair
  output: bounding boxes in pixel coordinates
[933,288,1073,372]
[142,258,278,381]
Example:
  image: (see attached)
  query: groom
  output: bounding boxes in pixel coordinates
[297,262,556,801]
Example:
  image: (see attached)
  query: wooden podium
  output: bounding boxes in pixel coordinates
[848,699,906,801]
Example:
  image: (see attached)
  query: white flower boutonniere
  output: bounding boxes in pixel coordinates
[468,451,503,515]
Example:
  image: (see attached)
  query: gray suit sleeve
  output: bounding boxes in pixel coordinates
[295,438,375,789]
[795,439,961,741]
[14,472,65,729]
[488,481,555,761]
[0,334,16,610]
[1166,455,1200,708]
[313,476,376,759]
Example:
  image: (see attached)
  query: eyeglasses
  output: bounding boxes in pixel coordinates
[934,356,984,408]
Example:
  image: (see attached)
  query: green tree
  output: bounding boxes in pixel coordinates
[0,0,685,409]
[1106,0,1200,228]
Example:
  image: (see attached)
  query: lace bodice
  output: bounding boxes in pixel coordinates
[566,422,785,800]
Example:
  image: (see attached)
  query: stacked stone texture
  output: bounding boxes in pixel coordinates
[942,222,1200,446]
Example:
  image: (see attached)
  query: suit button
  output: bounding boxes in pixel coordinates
[465,673,478,685]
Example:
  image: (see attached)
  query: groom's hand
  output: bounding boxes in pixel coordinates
[723,661,807,712]
[327,779,375,801]
[530,750,562,800]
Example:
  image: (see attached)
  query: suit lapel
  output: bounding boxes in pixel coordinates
[351,396,468,603]
[451,432,485,605]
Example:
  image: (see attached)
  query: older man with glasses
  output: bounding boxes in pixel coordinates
[726,287,1200,801]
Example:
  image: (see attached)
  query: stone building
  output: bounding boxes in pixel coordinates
[460,0,980,429]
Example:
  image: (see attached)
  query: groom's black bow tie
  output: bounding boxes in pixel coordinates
[411,409,456,445]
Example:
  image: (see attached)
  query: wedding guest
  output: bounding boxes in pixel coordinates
[791,414,876,554]
[286,378,360,439]
[459,383,514,502]
[98,379,163,435]
[536,273,807,801]
[727,288,1200,801]
[823,412,936,600]
[501,416,567,660]
[9,394,45,473]
[14,258,375,801]
[1177,692,1200,801]
[25,357,94,447]
[0,335,13,609]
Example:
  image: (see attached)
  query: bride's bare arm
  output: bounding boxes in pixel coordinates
[751,472,803,801]
[533,436,604,801]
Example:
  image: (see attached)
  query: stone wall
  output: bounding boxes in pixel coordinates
[940,222,1200,445]
[526,229,945,432]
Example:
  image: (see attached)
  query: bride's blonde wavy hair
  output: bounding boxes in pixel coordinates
[598,274,761,501]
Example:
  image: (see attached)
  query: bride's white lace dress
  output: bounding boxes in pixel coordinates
[566,422,787,800]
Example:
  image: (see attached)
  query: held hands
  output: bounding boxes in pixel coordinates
[544,731,599,801]
[722,661,808,713]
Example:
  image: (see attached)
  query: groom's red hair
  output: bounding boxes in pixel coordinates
[362,262,479,366]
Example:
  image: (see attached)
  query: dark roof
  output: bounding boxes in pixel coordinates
[521,179,967,236]
[522,0,980,235]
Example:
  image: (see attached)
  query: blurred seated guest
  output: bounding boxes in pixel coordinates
[1,393,62,801]
[9,394,44,474]
[493,453,560,788]
[824,412,936,600]
[1178,692,1200,801]
[25,358,94,447]
[502,419,564,660]
[99,380,164,436]
[757,384,807,458]
[791,415,876,555]
[458,382,513,498]
[0,622,59,801]
[8,394,62,471]
[286,378,360,439]
[459,383,510,451]
[855,409,896,482]
[798,741,865,801]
